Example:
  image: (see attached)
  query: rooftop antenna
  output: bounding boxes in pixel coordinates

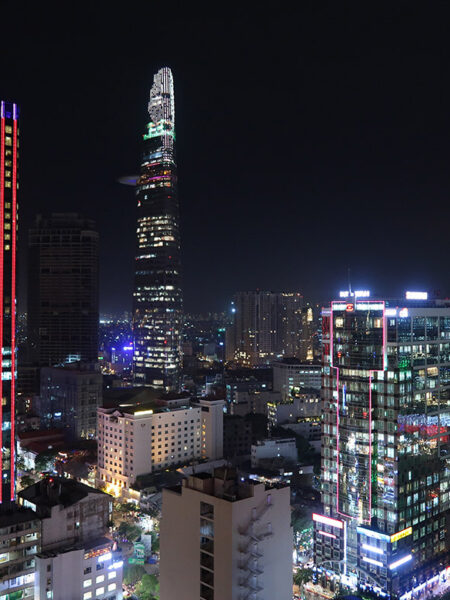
[348,267,352,295]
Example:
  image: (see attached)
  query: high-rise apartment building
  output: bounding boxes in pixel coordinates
[0,101,19,503]
[133,67,182,391]
[226,291,302,366]
[27,213,99,368]
[313,292,450,599]
[160,468,293,600]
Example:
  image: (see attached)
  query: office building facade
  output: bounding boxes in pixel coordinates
[313,294,450,599]
[273,358,321,401]
[39,363,102,440]
[27,213,99,367]
[133,67,182,391]
[160,468,293,600]
[0,101,19,503]
[226,291,303,366]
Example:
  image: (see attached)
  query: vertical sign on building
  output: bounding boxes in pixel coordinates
[0,101,19,502]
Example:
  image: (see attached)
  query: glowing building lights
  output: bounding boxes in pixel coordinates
[389,555,412,570]
[318,530,337,539]
[362,556,384,568]
[340,290,371,298]
[317,291,450,598]
[362,544,384,555]
[312,513,343,529]
[133,68,182,391]
[0,101,18,502]
[390,527,412,543]
[357,527,390,542]
[405,291,428,300]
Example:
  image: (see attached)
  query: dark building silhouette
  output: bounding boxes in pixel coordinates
[27,213,99,368]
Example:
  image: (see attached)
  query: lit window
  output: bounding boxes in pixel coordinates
[83,579,92,588]
[108,583,116,591]
[108,571,116,579]
[83,594,92,600]
[96,575,104,583]
[96,587,104,596]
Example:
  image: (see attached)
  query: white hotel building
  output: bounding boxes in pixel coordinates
[97,399,224,497]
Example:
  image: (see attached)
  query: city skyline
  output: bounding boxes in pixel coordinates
[1,4,449,314]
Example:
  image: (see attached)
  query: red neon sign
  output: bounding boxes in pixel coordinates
[10,117,17,500]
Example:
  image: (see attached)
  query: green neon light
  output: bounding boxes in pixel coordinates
[143,119,175,141]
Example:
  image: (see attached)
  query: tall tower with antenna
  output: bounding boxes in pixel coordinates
[132,68,182,391]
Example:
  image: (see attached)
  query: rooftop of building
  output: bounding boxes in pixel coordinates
[19,476,106,510]
[0,504,38,528]
[102,387,160,409]
[40,362,101,375]
[100,396,194,417]
[18,428,65,441]
[274,357,321,367]
[172,466,288,502]
[253,437,297,446]
[36,536,114,558]
[327,292,450,310]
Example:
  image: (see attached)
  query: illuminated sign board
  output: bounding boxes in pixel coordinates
[362,543,384,555]
[312,513,343,529]
[318,530,336,539]
[389,554,412,570]
[362,556,384,567]
[340,290,370,298]
[390,527,412,543]
[357,526,390,542]
[406,291,428,300]
[356,303,384,311]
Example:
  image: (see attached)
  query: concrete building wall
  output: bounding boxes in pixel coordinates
[160,475,292,600]
[251,438,298,467]
[35,545,123,600]
[195,399,224,460]
[39,491,111,550]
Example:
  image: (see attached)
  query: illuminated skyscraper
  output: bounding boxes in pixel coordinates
[0,101,19,502]
[313,291,450,599]
[133,67,182,390]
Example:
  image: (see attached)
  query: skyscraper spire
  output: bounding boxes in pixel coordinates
[132,68,182,391]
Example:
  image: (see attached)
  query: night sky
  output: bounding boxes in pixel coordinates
[2,3,450,314]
